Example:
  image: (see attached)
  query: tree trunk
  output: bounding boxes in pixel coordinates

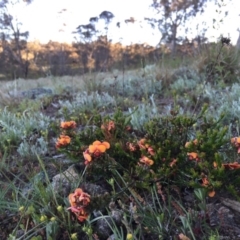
[171,22,178,56]
[236,30,240,49]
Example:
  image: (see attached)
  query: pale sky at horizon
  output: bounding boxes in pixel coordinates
[7,0,240,46]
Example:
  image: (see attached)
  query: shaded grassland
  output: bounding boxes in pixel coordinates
[1,41,240,240]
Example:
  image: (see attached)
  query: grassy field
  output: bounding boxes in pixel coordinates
[1,41,240,240]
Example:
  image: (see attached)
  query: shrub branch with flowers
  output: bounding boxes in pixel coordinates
[52,105,240,238]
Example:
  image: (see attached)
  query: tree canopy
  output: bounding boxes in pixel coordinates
[145,0,216,54]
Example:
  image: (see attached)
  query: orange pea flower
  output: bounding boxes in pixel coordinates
[178,233,191,240]
[201,177,209,187]
[68,188,91,222]
[101,120,115,132]
[231,137,240,153]
[208,190,215,197]
[126,142,137,152]
[56,135,71,148]
[187,152,199,161]
[83,141,110,165]
[231,137,240,145]
[83,149,92,165]
[213,161,218,168]
[89,140,110,157]
[69,207,89,222]
[185,139,198,148]
[139,156,154,166]
[214,161,240,170]
[201,177,215,197]
[169,158,177,167]
[60,121,77,129]
[222,162,240,170]
[138,138,149,150]
[147,146,155,156]
[138,138,155,156]
[69,188,91,207]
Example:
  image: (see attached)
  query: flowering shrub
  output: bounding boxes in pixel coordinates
[53,107,240,229]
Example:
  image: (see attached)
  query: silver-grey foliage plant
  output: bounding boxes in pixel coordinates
[58,91,116,116]
[0,107,50,152]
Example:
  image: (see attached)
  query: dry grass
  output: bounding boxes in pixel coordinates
[0,72,123,93]
[0,75,83,94]
[0,75,83,107]
[0,64,177,107]
[0,72,120,107]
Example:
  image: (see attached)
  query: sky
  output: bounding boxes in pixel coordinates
[7,0,240,46]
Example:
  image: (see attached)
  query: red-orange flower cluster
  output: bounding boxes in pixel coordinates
[169,158,177,167]
[185,139,198,148]
[187,152,199,161]
[201,176,215,197]
[185,139,199,161]
[68,188,90,222]
[83,140,110,165]
[214,160,240,170]
[56,135,71,148]
[60,121,77,129]
[138,138,155,156]
[137,138,155,167]
[56,121,76,149]
[126,142,137,152]
[217,137,240,169]
[101,120,115,141]
[223,162,240,169]
[101,120,115,132]
[139,156,154,166]
[231,137,240,154]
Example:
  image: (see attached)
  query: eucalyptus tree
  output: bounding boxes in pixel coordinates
[73,10,115,72]
[0,0,31,78]
[145,0,214,55]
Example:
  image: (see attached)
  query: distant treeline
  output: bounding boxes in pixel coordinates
[0,37,199,80]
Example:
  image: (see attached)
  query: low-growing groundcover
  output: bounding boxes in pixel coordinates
[2,104,240,239]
